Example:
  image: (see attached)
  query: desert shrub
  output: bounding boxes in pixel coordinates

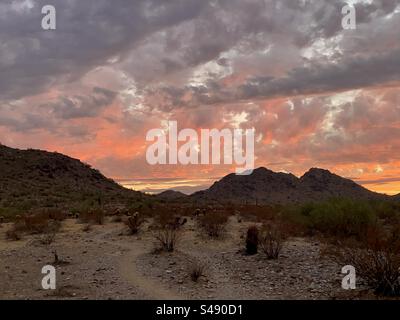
[48,219,61,231]
[82,223,92,232]
[92,208,105,225]
[259,224,285,259]
[36,208,67,221]
[21,208,65,221]
[22,216,48,234]
[79,207,105,225]
[0,207,24,220]
[190,261,207,282]
[111,215,123,223]
[198,212,229,238]
[154,226,180,252]
[126,214,144,234]
[246,225,259,255]
[6,209,63,236]
[237,205,279,222]
[327,225,400,296]
[39,231,56,245]
[153,207,178,228]
[6,228,21,241]
[371,200,400,223]
[284,198,376,238]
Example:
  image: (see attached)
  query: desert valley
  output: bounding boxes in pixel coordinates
[1,145,400,300]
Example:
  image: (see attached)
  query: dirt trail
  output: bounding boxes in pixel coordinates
[92,226,183,300]
[0,219,371,300]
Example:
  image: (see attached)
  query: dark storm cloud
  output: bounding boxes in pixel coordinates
[0,0,209,100]
[146,39,400,110]
[0,86,116,131]
[238,48,400,100]
[1,0,400,168]
[46,87,116,119]
[1,0,399,105]
[0,109,54,132]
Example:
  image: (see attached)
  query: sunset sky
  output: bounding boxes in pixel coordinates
[1,0,400,195]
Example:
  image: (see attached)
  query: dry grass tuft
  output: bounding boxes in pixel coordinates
[189,261,207,282]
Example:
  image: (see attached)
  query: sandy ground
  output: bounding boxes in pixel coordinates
[0,216,374,300]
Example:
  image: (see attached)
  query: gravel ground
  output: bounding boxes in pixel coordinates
[0,217,378,300]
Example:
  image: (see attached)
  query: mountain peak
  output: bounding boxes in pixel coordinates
[300,168,341,183]
[157,190,187,200]
[302,167,333,178]
[252,167,273,173]
[192,166,386,205]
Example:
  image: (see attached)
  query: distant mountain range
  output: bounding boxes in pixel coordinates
[0,145,398,211]
[189,167,392,205]
[156,190,187,200]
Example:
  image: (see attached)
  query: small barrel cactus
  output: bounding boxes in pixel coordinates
[246,225,259,255]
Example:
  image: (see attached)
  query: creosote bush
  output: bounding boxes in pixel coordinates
[327,225,400,296]
[11,211,62,235]
[154,226,180,252]
[198,212,229,238]
[260,224,285,259]
[246,225,259,255]
[283,198,376,238]
[79,208,105,225]
[152,212,188,252]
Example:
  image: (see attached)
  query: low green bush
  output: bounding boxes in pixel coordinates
[283,198,376,238]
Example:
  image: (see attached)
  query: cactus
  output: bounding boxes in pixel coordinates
[246,225,259,255]
[127,213,143,234]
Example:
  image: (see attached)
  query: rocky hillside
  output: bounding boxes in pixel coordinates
[191,167,387,205]
[0,144,145,214]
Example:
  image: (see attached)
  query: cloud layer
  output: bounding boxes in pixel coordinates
[1,0,400,194]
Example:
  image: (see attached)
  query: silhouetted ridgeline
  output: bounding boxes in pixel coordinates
[0,144,145,216]
[190,167,391,205]
[0,145,398,217]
